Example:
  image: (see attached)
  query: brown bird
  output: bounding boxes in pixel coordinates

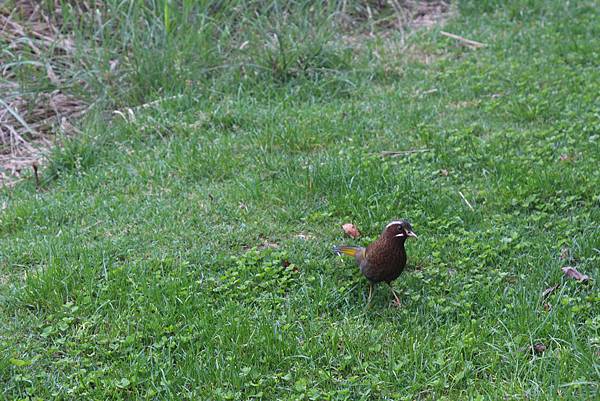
[334,220,417,305]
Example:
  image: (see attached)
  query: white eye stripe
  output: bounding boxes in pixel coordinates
[385,220,404,229]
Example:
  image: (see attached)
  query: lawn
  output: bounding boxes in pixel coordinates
[1,0,599,400]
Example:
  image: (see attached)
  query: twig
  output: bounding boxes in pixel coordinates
[112,94,185,122]
[0,99,37,136]
[5,124,36,153]
[421,88,438,95]
[380,148,431,157]
[458,191,474,211]
[32,163,39,189]
[81,219,103,233]
[541,284,559,300]
[135,94,184,110]
[441,31,486,49]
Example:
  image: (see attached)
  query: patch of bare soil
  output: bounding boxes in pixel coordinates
[1,1,87,187]
[339,1,455,67]
[339,0,455,82]
[337,1,453,32]
[410,0,453,29]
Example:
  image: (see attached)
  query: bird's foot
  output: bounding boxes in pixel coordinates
[390,298,402,308]
[366,283,374,307]
[387,283,402,308]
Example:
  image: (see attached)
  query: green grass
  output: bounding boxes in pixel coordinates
[1,0,599,399]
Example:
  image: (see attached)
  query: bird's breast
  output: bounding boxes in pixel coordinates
[361,240,407,282]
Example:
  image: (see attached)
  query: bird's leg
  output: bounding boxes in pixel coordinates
[367,282,374,305]
[387,283,401,307]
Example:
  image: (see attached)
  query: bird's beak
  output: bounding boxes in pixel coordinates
[406,230,418,239]
[395,230,418,239]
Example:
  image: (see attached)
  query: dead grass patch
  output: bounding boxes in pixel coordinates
[410,0,453,29]
[340,1,455,69]
[1,1,87,187]
[0,1,454,187]
[337,0,453,31]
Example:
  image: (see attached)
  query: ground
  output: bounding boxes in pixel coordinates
[0,1,599,400]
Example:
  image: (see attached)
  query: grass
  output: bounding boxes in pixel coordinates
[1,0,599,399]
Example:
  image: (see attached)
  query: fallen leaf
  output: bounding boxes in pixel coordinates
[541,284,559,300]
[342,223,360,239]
[532,343,546,355]
[439,169,449,176]
[521,342,547,355]
[562,266,590,282]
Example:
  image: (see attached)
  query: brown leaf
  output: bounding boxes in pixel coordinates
[342,223,360,239]
[521,342,547,355]
[439,169,449,176]
[562,266,590,282]
[532,343,546,355]
[541,284,559,300]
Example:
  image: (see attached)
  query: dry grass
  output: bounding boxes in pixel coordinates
[337,0,453,32]
[341,0,454,71]
[1,0,87,186]
[410,0,453,28]
[0,0,452,187]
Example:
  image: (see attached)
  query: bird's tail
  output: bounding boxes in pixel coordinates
[333,245,364,258]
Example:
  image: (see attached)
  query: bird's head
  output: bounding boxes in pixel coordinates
[382,220,417,242]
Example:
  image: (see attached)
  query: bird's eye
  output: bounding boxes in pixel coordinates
[397,224,404,231]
